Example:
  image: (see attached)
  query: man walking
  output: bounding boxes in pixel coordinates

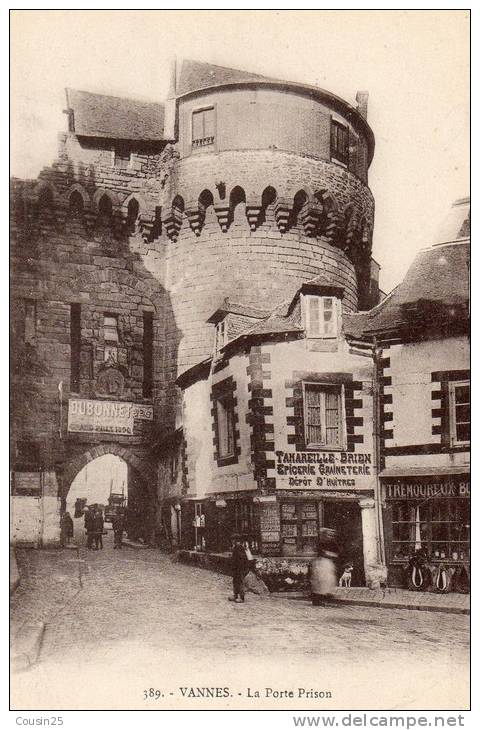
[229,535,249,603]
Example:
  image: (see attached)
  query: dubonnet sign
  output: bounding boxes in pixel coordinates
[275,450,374,490]
[68,399,153,436]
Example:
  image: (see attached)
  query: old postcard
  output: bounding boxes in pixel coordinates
[9,9,470,714]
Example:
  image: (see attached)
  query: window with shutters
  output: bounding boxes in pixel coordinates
[192,107,215,149]
[331,120,349,166]
[449,381,470,446]
[304,295,338,338]
[303,382,344,449]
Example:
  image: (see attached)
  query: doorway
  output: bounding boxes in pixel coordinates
[323,500,365,586]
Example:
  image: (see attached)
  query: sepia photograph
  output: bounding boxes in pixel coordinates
[9,9,470,714]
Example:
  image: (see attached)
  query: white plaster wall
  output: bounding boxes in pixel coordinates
[183,353,256,499]
[387,336,469,448]
[265,337,376,491]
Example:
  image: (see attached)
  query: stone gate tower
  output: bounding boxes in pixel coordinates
[162,60,376,376]
[10,59,377,545]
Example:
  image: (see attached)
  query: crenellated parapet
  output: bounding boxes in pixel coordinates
[159,183,373,270]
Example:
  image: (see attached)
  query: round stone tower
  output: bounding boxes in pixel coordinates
[162,61,376,375]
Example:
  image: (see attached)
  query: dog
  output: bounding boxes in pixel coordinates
[339,564,353,588]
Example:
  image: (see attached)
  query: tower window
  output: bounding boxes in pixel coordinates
[114,145,131,169]
[331,120,349,166]
[303,295,338,338]
[192,107,215,149]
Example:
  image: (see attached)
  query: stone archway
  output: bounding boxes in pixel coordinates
[61,443,156,500]
[61,443,157,544]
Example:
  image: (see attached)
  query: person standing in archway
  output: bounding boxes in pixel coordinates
[94,509,104,550]
[85,506,95,550]
[112,510,125,549]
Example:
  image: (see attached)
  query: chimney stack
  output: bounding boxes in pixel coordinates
[355,91,369,120]
[164,56,178,141]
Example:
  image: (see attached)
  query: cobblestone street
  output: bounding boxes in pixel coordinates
[11,530,470,711]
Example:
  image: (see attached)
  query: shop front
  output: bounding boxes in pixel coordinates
[181,495,260,554]
[382,472,470,591]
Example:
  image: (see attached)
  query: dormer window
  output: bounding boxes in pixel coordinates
[214,318,228,356]
[192,107,215,149]
[304,295,338,338]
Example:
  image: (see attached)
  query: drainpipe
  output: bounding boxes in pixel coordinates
[373,337,386,565]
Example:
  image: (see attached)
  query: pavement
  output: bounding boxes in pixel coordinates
[10,526,470,711]
[178,548,470,614]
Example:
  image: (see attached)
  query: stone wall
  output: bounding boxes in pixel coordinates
[10,160,177,494]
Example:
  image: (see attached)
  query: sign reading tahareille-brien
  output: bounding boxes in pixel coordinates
[275,450,374,490]
[68,399,153,436]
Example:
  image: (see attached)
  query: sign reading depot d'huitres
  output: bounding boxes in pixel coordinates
[275,450,374,490]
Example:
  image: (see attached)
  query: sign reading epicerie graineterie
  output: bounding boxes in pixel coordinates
[68,399,153,436]
[275,450,374,490]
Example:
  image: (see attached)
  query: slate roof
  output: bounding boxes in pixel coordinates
[176,59,278,97]
[206,299,269,324]
[175,60,374,159]
[65,88,165,141]
[353,240,470,337]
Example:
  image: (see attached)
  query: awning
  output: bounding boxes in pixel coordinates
[380,465,469,478]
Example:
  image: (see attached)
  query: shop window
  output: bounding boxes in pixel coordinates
[232,501,259,552]
[281,501,319,556]
[216,395,236,459]
[104,314,119,363]
[193,502,206,551]
[214,319,228,356]
[303,382,344,449]
[192,107,215,149]
[449,381,470,446]
[390,499,470,562]
[304,295,338,338]
[24,299,37,344]
[331,120,349,166]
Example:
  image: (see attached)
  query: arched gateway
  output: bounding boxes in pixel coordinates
[59,444,157,542]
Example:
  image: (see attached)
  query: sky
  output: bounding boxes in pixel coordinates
[10,9,469,293]
[66,454,128,510]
